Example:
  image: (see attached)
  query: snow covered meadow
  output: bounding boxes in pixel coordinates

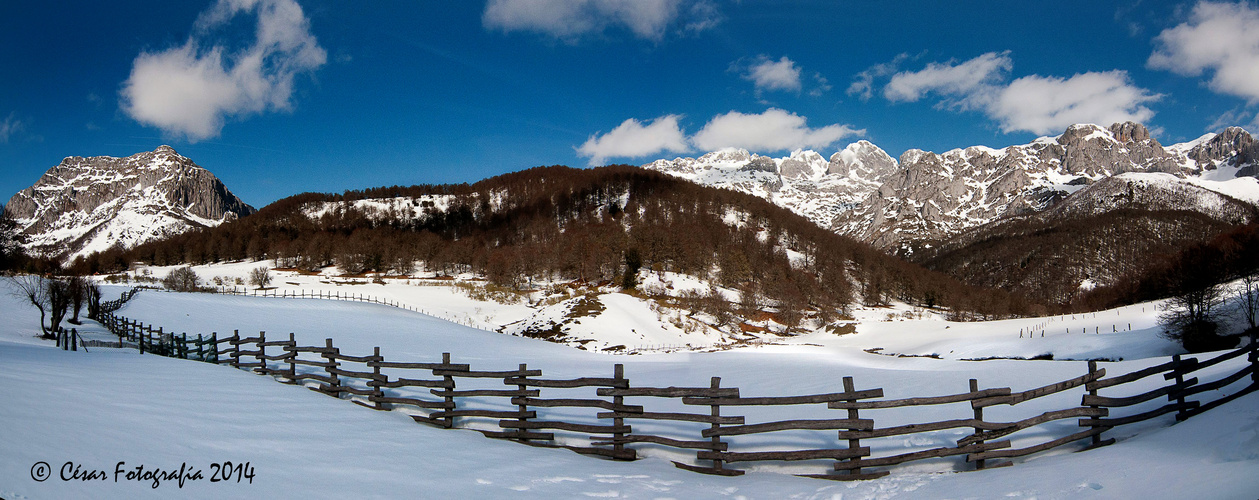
[2,269,1258,499]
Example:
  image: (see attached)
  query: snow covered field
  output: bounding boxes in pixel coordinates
[2,281,1258,499]
[112,261,1193,360]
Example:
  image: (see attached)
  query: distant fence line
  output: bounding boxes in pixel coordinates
[87,309,1259,481]
[211,286,722,352]
[206,286,490,330]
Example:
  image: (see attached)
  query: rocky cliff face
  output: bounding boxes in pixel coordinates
[644,122,1259,253]
[641,140,899,231]
[5,145,254,261]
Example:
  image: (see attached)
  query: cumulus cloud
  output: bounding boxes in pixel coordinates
[988,71,1159,135]
[483,0,719,41]
[577,115,688,165]
[1149,1,1259,102]
[576,109,862,163]
[865,52,1159,135]
[883,51,1011,107]
[741,56,802,94]
[690,108,862,152]
[119,0,326,142]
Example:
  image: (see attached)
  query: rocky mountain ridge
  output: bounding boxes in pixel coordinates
[642,122,1259,253]
[5,146,254,261]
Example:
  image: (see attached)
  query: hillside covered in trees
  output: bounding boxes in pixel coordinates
[914,209,1244,305]
[72,165,1033,322]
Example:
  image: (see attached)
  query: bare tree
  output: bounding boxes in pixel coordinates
[85,281,103,320]
[5,275,52,337]
[163,266,202,292]
[248,266,272,289]
[1234,273,1259,331]
[67,275,88,324]
[46,278,72,334]
[3,275,73,338]
[1159,282,1228,352]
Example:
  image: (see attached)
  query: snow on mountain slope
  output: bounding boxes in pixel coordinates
[644,123,1259,252]
[4,146,254,261]
[1042,172,1259,224]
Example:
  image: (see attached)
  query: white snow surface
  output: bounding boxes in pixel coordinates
[3,279,1258,499]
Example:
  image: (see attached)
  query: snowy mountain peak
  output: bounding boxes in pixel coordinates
[697,148,753,164]
[642,122,1259,253]
[830,141,898,179]
[5,146,255,261]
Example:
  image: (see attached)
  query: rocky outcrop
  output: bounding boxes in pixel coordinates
[642,143,898,230]
[837,122,1257,252]
[5,145,254,261]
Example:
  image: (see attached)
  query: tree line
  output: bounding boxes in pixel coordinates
[915,208,1239,306]
[65,165,1032,322]
[1078,222,1259,351]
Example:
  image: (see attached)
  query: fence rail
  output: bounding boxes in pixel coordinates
[91,309,1259,482]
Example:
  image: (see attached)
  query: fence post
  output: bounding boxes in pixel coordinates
[1171,354,1189,421]
[840,376,865,477]
[708,377,727,474]
[1083,360,1114,449]
[287,333,298,383]
[513,363,531,438]
[156,327,164,356]
[257,332,267,375]
[71,328,78,351]
[138,324,145,355]
[180,333,188,359]
[231,330,241,369]
[322,338,340,396]
[371,346,385,410]
[440,352,455,429]
[970,378,986,470]
[196,334,203,362]
[210,332,218,364]
[611,364,626,456]
[1250,331,1258,384]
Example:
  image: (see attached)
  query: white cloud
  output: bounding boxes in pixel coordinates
[988,71,1159,135]
[576,109,863,163]
[1149,1,1259,103]
[483,0,718,41]
[1206,108,1259,132]
[848,53,912,101]
[691,108,862,152]
[577,115,688,165]
[869,52,1159,135]
[883,51,1011,107]
[119,0,326,142]
[741,56,802,94]
[0,113,24,143]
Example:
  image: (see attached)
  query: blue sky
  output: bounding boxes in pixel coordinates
[3,0,1259,207]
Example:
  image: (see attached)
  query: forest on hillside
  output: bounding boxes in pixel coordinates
[69,166,1032,322]
[915,209,1242,305]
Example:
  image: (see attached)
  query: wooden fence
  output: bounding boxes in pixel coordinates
[93,309,1259,481]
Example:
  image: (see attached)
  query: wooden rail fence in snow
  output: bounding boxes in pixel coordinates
[94,310,1259,482]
